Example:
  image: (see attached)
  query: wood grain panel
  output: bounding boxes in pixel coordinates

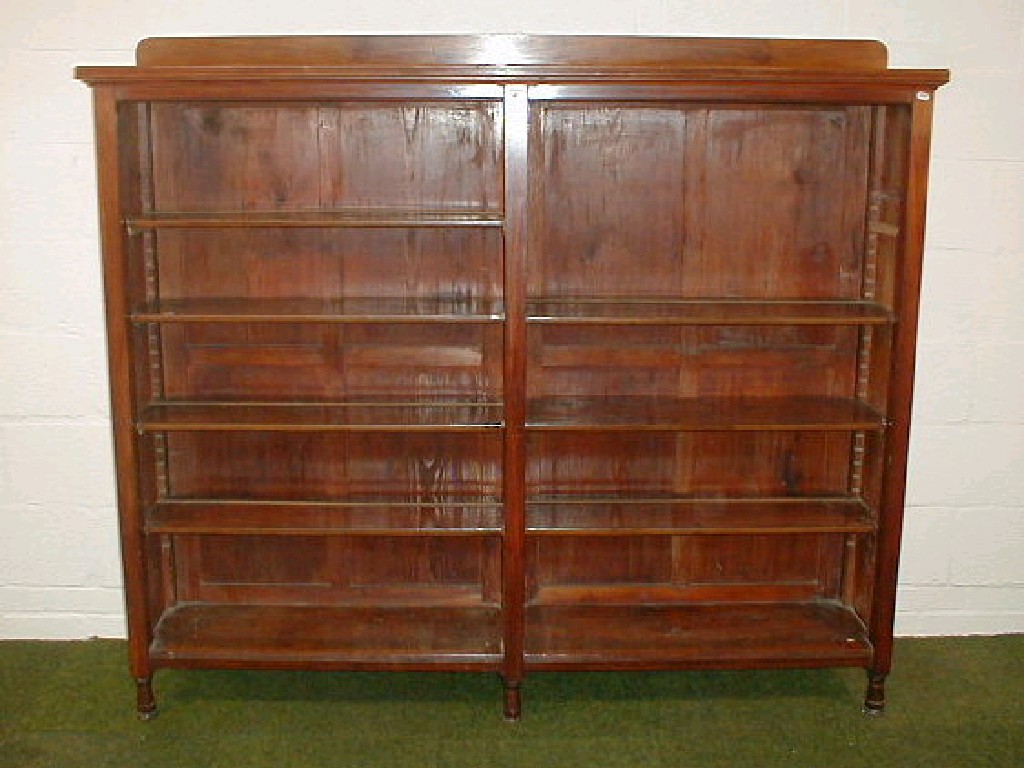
[529,105,871,299]
[528,533,841,600]
[166,432,501,500]
[528,432,852,497]
[533,583,823,604]
[151,103,501,212]
[320,103,502,211]
[175,533,496,606]
[135,36,890,71]
[529,106,687,297]
[152,104,321,210]
[192,535,330,586]
[331,229,502,301]
[160,322,500,400]
[156,228,502,302]
[529,325,860,399]
[678,533,841,591]
[690,106,871,298]
[343,537,487,589]
[531,537,671,587]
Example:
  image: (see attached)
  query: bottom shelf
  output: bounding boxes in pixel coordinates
[151,604,502,669]
[149,601,870,671]
[526,601,871,669]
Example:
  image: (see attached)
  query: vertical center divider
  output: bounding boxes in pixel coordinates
[500,84,529,721]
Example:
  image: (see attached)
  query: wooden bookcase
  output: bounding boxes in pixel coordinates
[76,35,948,720]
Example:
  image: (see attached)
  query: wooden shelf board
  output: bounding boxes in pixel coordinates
[147,500,504,535]
[527,498,874,535]
[131,297,505,324]
[138,401,504,432]
[526,601,871,668]
[527,396,885,431]
[527,299,893,325]
[152,604,502,667]
[126,210,504,230]
[132,36,891,71]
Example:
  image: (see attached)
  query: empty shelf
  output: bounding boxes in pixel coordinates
[131,297,505,323]
[527,396,885,431]
[147,500,504,535]
[126,209,504,229]
[526,601,871,668]
[138,401,504,432]
[527,299,893,325]
[152,604,502,668]
[527,497,874,535]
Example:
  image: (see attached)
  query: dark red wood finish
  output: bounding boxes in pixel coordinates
[77,36,947,720]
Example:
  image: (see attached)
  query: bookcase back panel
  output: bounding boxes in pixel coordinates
[160,323,502,400]
[165,432,502,500]
[321,104,503,210]
[156,229,503,301]
[529,325,859,399]
[693,106,871,298]
[527,432,853,498]
[529,105,871,299]
[527,534,843,604]
[529,106,687,297]
[172,534,498,606]
[151,102,503,211]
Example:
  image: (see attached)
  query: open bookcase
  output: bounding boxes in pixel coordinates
[76,35,948,720]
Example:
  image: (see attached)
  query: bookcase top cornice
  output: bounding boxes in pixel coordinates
[75,35,949,89]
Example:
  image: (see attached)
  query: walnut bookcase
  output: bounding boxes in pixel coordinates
[76,35,948,720]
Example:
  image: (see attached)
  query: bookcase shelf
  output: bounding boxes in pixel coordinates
[131,297,506,324]
[526,497,875,536]
[526,396,885,432]
[525,602,872,669]
[147,500,504,536]
[526,299,893,325]
[126,209,505,230]
[138,401,505,432]
[152,604,502,668]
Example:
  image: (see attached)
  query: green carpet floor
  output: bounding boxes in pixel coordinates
[1,636,1020,767]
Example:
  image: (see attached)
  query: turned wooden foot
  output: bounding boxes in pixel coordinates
[135,676,158,721]
[502,679,522,722]
[863,673,886,716]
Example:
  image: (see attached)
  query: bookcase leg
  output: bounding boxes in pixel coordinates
[863,672,886,716]
[135,676,158,721]
[502,679,522,722]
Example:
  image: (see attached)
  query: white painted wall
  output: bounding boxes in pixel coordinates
[1,1,1021,639]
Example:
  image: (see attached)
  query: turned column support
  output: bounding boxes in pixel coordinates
[502,678,522,722]
[863,672,886,716]
[135,676,158,721]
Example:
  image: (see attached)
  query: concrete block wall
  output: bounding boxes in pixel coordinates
[1,1,1022,638]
